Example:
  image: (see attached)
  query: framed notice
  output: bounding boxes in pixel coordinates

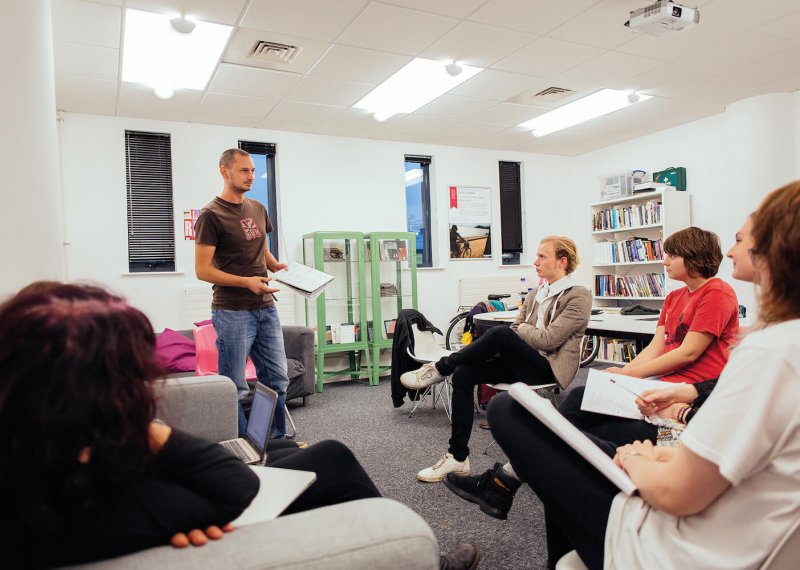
[448,186,492,260]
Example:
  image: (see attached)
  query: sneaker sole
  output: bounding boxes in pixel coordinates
[417,469,470,483]
[442,476,508,520]
[400,377,445,391]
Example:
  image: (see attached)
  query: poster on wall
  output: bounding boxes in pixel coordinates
[448,186,492,260]
[183,209,201,240]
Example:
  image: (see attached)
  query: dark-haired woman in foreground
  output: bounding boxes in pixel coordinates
[488,181,800,569]
[0,282,479,569]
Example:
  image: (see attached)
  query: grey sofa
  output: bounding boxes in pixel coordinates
[68,375,440,569]
[169,325,315,404]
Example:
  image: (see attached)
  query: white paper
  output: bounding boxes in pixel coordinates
[509,383,637,495]
[339,323,356,344]
[580,369,679,420]
[231,466,316,527]
[271,262,335,300]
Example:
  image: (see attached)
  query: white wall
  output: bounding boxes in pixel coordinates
[58,114,569,331]
[56,90,798,332]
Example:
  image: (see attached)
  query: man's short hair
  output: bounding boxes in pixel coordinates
[663,226,722,278]
[219,148,250,168]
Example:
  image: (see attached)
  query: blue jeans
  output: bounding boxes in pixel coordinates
[212,306,289,438]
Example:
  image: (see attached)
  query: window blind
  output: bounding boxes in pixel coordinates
[125,130,176,272]
[499,161,523,254]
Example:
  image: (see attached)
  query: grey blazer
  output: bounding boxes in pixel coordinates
[510,285,592,389]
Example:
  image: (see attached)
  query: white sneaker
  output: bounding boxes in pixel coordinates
[417,453,470,482]
[401,362,445,390]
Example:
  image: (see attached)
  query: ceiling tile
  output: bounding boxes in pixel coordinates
[675,31,797,74]
[55,75,117,115]
[379,0,488,19]
[753,8,800,43]
[266,101,345,123]
[450,69,550,101]
[446,121,510,136]
[492,37,603,78]
[197,92,277,118]
[126,0,247,25]
[548,0,642,49]
[665,74,775,108]
[307,45,410,83]
[191,114,261,128]
[420,21,536,68]
[284,76,373,107]
[118,81,203,110]
[51,0,121,48]
[472,102,548,125]
[54,42,119,81]
[701,0,800,28]
[337,3,458,55]
[554,51,663,89]
[242,0,368,42]
[468,0,598,35]
[414,95,497,120]
[207,64,301,98]
[390,115,461,134]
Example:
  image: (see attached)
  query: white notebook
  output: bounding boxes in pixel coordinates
[231,466,316,526]
[580,368,679,420]
[271,262,335,300]
[509,383,637,495]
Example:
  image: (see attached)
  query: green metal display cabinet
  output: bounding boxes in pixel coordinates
[365,232,418,384]
[302,231,371,392]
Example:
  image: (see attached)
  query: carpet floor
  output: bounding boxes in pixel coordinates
[286,366,595,570]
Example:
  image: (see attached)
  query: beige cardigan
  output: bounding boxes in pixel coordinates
[510,284,592,389]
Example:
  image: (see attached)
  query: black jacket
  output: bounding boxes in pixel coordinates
[390,309,442,407]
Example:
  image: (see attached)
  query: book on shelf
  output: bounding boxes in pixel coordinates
[594,238,663,264]
[598,337,639,363]
[594,273,665,298]
[592,200,663,232]
[508,383,636,495]
[580,369,677,420]
[271,262,335,300]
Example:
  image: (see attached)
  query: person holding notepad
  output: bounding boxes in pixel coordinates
[484,182,800,569]
[402,236,591,482]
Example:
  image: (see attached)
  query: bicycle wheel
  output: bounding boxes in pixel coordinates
[463,246,472,258]
[579,334,600,367]
[445,312,469,350]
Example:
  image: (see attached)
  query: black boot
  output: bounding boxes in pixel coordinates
[443,462,521,520]
[440,543,480,570]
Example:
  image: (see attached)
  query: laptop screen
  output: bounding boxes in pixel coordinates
[245,384,277,453]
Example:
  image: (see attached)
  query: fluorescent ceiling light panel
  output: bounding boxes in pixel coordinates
[519,89,651,137]
[354,58,482,122]
[122,8,232,92]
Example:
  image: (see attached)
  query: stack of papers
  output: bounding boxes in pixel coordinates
[580,368,678,420]
[271,262,335,300]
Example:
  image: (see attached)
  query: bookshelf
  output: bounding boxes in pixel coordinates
[365,232,418,384]
[589,188,690,363]
[302,231,372,392]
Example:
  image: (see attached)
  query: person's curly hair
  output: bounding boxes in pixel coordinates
[663,227,722,278]
[0,281,165,539]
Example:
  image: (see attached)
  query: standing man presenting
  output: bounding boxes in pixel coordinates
[194,149,289,437]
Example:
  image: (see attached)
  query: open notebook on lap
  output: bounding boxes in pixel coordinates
[219,383,276,465]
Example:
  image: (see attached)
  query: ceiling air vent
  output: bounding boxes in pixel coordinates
[248,40,301,64]
[532,86,574,101]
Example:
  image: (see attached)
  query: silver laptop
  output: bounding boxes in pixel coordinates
[219,383,277,465]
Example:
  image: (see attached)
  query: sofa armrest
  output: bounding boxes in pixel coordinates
[154,375,237,442]
[67,498,439,569]
[282,325,315,402]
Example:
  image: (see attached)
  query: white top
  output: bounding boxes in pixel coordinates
[604,318,800,569]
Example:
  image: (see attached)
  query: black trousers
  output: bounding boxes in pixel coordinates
[488,393,617,570]
[266,440,382,515]
[558,386,657,453]
[437,326,556,461]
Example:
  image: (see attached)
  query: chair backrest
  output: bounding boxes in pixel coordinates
[409,324,452,362]
[193,325,257,381]
[760,516,800,570]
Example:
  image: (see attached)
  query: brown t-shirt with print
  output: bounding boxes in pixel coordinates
[194,197,275,310]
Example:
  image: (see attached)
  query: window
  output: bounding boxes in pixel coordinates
[125,130,175,272]
[404,155,432,267]
[499,161,523,265]
[238,140,279,259]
